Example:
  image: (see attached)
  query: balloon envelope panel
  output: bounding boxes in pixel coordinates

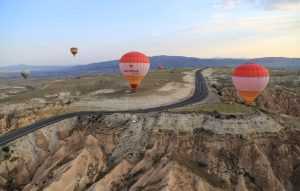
[119,62,150,76]
[232,76,269,92]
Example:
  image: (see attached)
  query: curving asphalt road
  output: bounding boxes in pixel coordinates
[0,69,208,146]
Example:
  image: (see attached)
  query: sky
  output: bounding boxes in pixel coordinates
[0,0,299,66]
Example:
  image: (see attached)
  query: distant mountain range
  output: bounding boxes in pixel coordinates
[1,56,299,78]
[0,64,68,73]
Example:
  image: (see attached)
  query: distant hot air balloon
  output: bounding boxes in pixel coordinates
[70,47,78,56]
[20,70,31,79]
[232,63,269,104]
[119,51,150,92]
[158,64,165,70]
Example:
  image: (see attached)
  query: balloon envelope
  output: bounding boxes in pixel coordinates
[20,70,31,79]
[119,51,150,91]
[158,64,165,70]
[232,63,269,104]
[70,47,78,56]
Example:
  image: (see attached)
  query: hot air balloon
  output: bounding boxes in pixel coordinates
[119,51,150,92]
[158,64,165,70]
[20,70,31,79]
[70,47,78,56]
[232,63,269,104]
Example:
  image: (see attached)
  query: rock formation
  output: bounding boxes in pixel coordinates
[0,99,68,134]
[0,112,299,191]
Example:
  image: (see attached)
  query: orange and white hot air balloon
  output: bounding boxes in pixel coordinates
[70,47,78,57]
[232,63,269,104]
[119,51,150,92]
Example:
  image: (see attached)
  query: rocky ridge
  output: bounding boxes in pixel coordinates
[0,112,299,191]
[203,68,300,117]
[0,98,71,134]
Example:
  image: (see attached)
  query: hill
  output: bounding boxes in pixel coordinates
[0,64,68,73]
[1,56,299,78]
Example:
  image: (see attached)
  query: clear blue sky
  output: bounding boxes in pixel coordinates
[0,0,299,66]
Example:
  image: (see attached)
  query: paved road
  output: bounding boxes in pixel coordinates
[0,69,208,146]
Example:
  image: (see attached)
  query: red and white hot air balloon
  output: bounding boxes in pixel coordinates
[232,63,269,104]
[119,51,150,92]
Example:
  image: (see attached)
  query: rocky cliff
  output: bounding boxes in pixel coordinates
[0,112,299,191]
[0,99,68,134]
[203,68,300,118]
[218,86,300,117]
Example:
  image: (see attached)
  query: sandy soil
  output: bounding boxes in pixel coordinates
[70,71,196,111]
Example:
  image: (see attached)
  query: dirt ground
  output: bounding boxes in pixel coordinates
[0,69,195,111]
